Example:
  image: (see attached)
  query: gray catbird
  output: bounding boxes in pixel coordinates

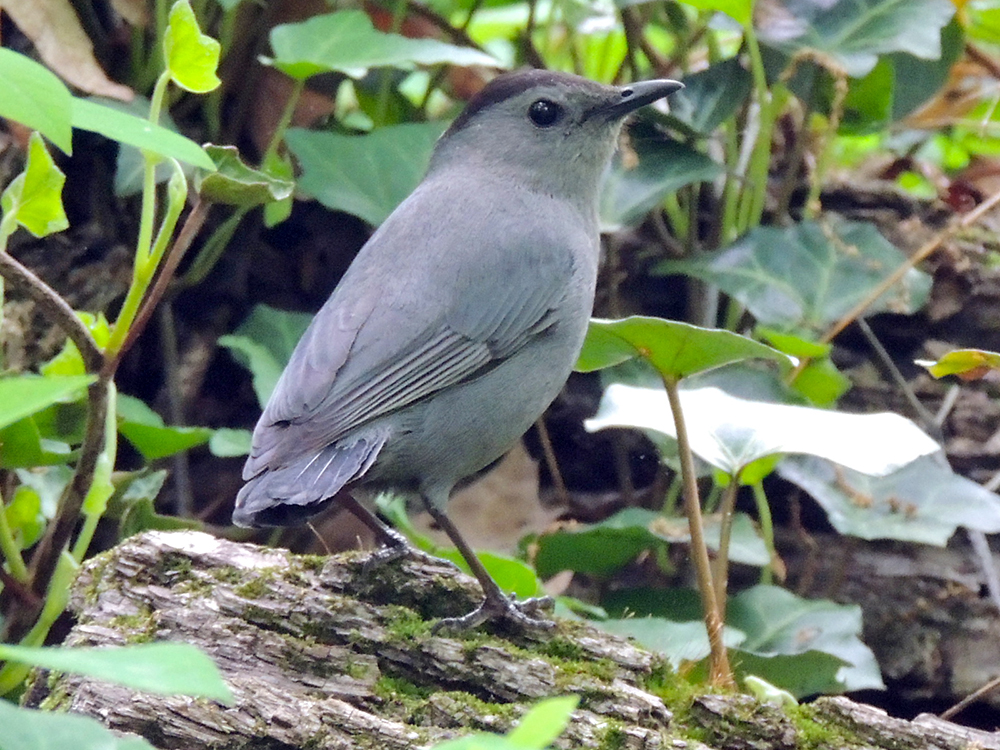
[233,69,682,629]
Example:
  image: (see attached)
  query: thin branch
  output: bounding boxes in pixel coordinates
[0,252,103,372]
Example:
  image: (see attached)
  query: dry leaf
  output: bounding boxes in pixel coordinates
[3,0,134,101]
[110,0,150,27]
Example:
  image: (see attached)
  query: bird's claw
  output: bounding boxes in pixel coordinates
[432,592,556,633]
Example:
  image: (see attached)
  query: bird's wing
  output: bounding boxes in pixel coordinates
[244,185,584,476]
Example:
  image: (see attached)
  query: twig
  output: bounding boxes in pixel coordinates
[0,252,103,372]
[534,418,570,508]
[819,186,1000,346]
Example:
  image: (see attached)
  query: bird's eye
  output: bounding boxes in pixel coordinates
[528,99,562,127]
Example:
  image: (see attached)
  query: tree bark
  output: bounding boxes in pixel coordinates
[23,530,1000,749]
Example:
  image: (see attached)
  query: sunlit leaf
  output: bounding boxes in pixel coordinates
[675,0,752,26]
[587,383,940,477]
[0,643,233,702]
[1,132,69,237]
[0,49,73,153]
[0,376,93,432]
[506,696,579,750]
[267,10,497,80]
[163,0,221,93]
[72,97,215,170]
[916,348,1000,380]
[576,317,795,380]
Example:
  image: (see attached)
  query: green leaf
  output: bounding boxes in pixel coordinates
[599,617,747,667]
[575,317,794,380]
[219,304,312,406]
[0,700,156,750]
[675,0,751,26]
[196,145,294,206]
[600,137,721,230]
[208,428,251,457]
[916,348,1000,379]
[506,696,579,749]
[587,383,940,477]
[268,10,497,80]
[756,328,849,406]
[117,394,212,460]
[0,376,93,432]
[666,57,754,136]
[0,643,233,702]
[889,17,963,120]
[841,58,894,135]
[72,97,216,171]
[286,122,445,226]
[4,485,45,548]
[778,454,1000,545]
[0,50,72,154]
[119,497,202,539]
[756,0,955,77]
[656,218,931,334]
[534,508,768,578]
[163,0,221,93]
[728,585,883,694]
[0,417,72,469]
[1,132,69,237]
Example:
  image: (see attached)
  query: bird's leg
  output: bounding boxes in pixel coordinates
[335,493,412,569]
[420,498,555,632]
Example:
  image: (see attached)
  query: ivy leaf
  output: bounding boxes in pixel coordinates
[756,0,955,78]
[286,122,445,226]
[163,0,221,93]
[656,218,931,334]
[267,10,497,80]
[1,132,69,237]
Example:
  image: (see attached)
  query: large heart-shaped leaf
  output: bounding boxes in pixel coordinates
[576,317,794,380]
[286,122,444,227]
[586,383,939,477]
[778,453,1000,545]
[655,218,931,333]
[756,0,955,78]
[728,585,883,693]
[268,10,497,80]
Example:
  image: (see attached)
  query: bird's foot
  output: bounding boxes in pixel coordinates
[432,591,556,633]
[361,525,412,575]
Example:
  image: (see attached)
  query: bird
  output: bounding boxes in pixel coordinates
[233,68,683,630]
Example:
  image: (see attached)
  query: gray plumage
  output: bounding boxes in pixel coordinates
[233,69,682,628]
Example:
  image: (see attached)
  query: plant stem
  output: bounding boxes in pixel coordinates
[262,77,305,167]
[0,489,29,583]
[752,481,776,585]
[712,475,741,617]
[662,376,733,687]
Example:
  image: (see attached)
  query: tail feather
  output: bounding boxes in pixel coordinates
[233,434,385,528]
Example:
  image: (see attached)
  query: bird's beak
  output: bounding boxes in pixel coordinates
[597,79,684,121]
